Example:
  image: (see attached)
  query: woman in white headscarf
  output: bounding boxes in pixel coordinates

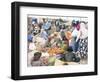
[78,22,88,59]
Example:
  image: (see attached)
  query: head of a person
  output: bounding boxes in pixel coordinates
[32,25,41,35]
[76,23,80,31]
[43,18,47,23]
[72,20,80,31]
[33,52,42,61]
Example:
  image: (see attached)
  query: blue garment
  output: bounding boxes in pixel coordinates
[40,31,48,40]
[70,37,80,52]
[42,21,51,30]
[32,18,37,24]
[28,34,33,42]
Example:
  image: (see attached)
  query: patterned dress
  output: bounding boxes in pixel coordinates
[78,37,88,59]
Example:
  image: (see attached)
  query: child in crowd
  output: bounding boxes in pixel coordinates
[31,52,49,66]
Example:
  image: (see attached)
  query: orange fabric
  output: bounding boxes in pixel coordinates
[48,47,64,56]
[65,31,72,40]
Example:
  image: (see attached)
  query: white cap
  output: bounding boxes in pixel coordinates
[32,21,36,25]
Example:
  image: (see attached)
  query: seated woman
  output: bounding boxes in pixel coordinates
[31,52,42,66]
[31,52,49,66]
[63,47,80,62]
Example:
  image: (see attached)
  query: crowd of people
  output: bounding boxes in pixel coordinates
[27,16,88,66]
